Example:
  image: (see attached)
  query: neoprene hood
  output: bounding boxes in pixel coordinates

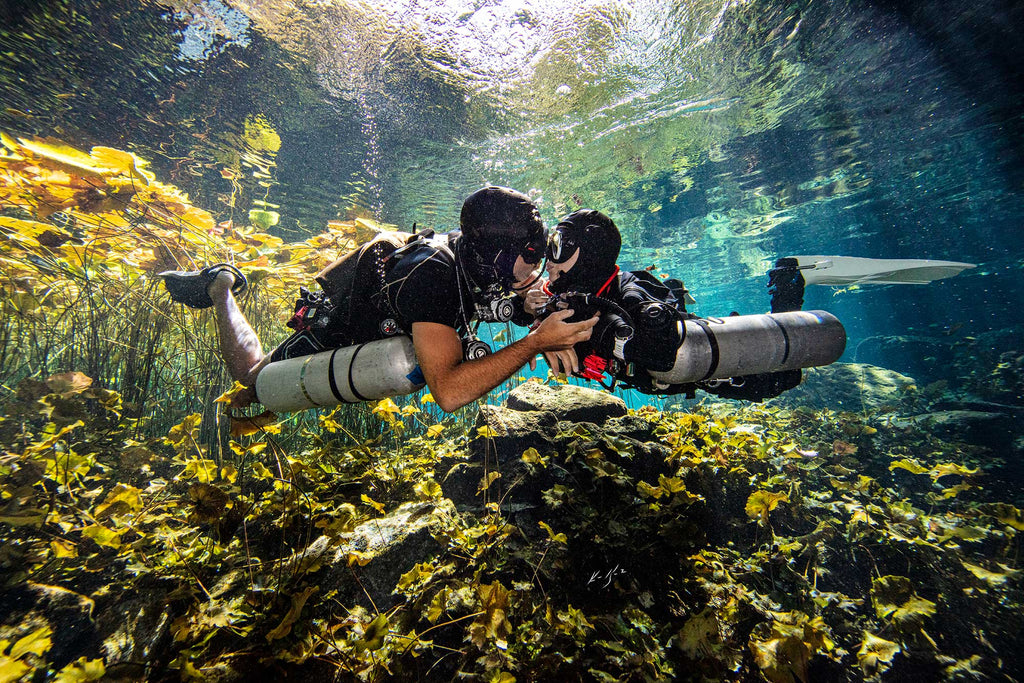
[459,186,545,288]
[548,209,621,294]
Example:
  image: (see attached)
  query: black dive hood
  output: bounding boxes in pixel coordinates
[548,209,621,295]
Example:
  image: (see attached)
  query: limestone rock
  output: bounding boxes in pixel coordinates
[915,410,1017,450]
[769,363,917,411]
[854,335,955,384]
[505,382,627,422]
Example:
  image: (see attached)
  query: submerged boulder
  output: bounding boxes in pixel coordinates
[505,381,628,421]
[854,335,955,384]
[913,410,1018,450]
[437,383,666,511]
[769,362,917,411]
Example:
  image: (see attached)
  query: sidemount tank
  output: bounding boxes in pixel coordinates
[255,335,424,412]
[648,310,846,386]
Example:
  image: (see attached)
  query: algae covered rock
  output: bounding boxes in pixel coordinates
[770,362,918,411]
[505,381,627,422]
[854,334,956,384]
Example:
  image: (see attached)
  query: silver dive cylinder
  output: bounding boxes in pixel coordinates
[647,310,846,387]
[255,335,425,413]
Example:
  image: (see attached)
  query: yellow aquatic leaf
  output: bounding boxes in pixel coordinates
[229,410,277,438]
[414,479,442,499]
[658,474,687,494]
[401,404,420,416]
[745,490,789,524]
[477,471,501,493]
[81,524,122,548]
[354,612,389,652]
[90,146,153,184]
[521,447,546,465]
[961,560,1018,585]
[978,503,1024,531]
[18,136,114,176]
[45,371,93,397]
[930,463,978,479]
[538,520,567,544]
[53,657,105,683]
[265,586,318,642]
[95,483,143,518]
[51,539,77,558]
[214,381,249,405]
[425,424,444,438]
[857,632,900,676]
[889,458,929,475]
[361,494,385,513]
[9,625,52,659]
[372,397,401,417]
[477,425,499,438]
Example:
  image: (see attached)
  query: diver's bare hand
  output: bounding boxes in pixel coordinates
[544,348,580,375]
[529,309,598,351]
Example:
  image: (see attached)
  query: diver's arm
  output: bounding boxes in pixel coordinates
[412,310,598,413]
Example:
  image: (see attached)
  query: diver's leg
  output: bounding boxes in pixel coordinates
[208,271,269,394]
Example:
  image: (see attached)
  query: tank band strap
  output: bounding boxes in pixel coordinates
[692,319,720,381]
[299,355,318,406]
[348,344,369,402]
[768,315,792,365]
[328,348,345,403]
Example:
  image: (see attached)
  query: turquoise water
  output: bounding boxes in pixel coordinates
[2,0,1022,386]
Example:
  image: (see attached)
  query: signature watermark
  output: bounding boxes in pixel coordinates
[587,564,627,589]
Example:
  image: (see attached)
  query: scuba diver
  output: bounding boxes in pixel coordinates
[523,209,816,401]
[159,187,599,412]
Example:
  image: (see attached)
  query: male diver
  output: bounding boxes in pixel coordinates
[160,187,599,412]
[524,209,809,401]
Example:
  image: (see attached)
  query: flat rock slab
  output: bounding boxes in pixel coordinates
[506,382,627,422]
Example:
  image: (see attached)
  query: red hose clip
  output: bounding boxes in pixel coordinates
[580,354,608,381]
[287,305,310,331]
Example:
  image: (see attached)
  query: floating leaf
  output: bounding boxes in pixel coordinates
[425,424,444,438]
[188,483,230,524]
[414,479,442,500]
[371,398,401,419]
[477,425,499,438]
[229,410,277,438]
[931,463,978,479]
[420,393,435,404]
[871,575,936,630]
[978,503,1024,531]
[521,447,546,465]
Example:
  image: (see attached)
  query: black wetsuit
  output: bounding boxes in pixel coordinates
[270,233,471,361]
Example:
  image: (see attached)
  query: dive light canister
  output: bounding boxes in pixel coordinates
[255,335,425,412]
[648,310,846,385]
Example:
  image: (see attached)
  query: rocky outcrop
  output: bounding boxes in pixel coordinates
[437,383,667,514]
[768,363,918,412]
[854,335,956,384]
